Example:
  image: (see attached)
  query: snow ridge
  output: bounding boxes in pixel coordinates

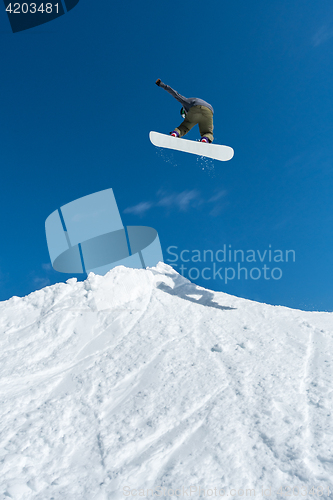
[0,263,332,500]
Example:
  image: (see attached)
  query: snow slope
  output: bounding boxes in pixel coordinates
[0,263,333,500]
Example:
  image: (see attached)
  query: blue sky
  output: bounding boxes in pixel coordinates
[0,0,333,311]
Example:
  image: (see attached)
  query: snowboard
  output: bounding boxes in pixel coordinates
[149,131,234,162]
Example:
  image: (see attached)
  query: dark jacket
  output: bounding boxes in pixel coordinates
[159,81,214,114]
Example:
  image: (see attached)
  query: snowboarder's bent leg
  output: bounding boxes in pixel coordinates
[174,106,214,142]
[198,106,214,143]
[174,106,201,137]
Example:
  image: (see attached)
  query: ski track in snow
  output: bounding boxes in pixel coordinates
[0,263,332,499]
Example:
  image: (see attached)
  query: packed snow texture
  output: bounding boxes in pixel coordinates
[0,263,333,499]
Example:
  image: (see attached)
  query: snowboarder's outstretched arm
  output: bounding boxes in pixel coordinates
[156,79,192,111]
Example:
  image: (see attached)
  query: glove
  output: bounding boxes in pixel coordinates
[155,79,161,86]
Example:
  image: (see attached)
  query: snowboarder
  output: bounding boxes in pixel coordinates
[155,79,214,143]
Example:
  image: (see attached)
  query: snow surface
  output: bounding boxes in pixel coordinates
[1,263,333,500]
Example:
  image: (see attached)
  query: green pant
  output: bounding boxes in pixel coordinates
[175,105,214,142]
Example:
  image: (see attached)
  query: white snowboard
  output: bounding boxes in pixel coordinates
[149,131,234,162]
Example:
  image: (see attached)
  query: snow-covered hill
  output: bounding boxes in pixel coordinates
[1,263,333,500]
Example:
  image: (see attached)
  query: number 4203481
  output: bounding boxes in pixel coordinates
[6,3,59,14]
